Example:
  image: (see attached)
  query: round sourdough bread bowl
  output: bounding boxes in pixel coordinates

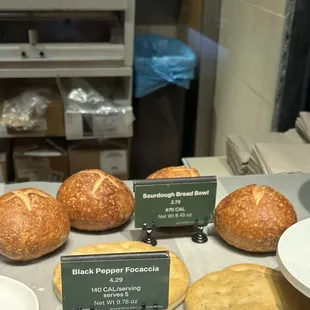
[0,188,70,261]
[215,184,297,252]
[56,169,134,231]
[147,166,200,179]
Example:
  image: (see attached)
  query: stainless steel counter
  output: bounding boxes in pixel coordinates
[1,173,309,309]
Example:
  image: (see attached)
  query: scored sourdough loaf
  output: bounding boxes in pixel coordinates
[0,188,70,261]
[147,166,200,179]
[185,264,310,310]
[215,184,297,252]
[53,241,190,310]
[57,169,134,231]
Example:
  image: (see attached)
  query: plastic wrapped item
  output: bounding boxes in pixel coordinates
[59,78,134,140]
[62,78,133,121]
[0,90,50,131]
[134,34,197,98]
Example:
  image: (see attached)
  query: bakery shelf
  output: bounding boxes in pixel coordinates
[0,0,129,11]
[0,0,135,69]
[0,44,125,62]
[0,126,67,139]
[0,127,65,139]
[0,63,132,78]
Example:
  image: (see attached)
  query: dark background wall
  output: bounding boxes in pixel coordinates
[276,0,310,131]
[135,0,181,24]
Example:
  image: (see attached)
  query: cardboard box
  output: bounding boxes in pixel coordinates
[0,80,65,137]
[65,112,133,141]
[68,139,130,180]
[0,154,8,183]
[6,100,65,137]
[57,76,133,140]
[0,140,9,183]
[13,138,68,182]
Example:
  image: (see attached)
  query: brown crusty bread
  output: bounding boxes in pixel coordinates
[185,264,310,310]
[56,169,134,231]
[53,241,190,310]
[0,188,70,261]
[215,185,297,252]
[147,166,200,179]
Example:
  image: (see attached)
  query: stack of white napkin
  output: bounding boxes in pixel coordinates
[226,129,305,175]
[295,112,310,143]
[249,143,310,174]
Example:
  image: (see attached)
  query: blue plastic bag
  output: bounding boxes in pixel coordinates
[134,34,196,98]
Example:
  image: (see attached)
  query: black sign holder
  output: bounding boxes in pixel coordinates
[141,217,210,246]
[142,222,157,246]
[142,303,159,310]
[134,177,216,246]
[192,218,209,243]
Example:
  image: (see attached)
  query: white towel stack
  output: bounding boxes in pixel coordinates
[295,112,310,143]
[249,143,310,174]
[225,136,249,175]
[226,129,305,175]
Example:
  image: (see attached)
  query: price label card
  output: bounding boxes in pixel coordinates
[134,176,217,228]
[92,114,129,139]
[61,251,170,310]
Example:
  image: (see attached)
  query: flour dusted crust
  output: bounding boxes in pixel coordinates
[0,188,70,261]
[147,166,200,179]
[215,185,297,252]
[185,264,310,310]
[53,241,190,310]
[57,169,134,231]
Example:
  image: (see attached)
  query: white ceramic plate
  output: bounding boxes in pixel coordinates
[277,218,310,298]
[0,275,39,309]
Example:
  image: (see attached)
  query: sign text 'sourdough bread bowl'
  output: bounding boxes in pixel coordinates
[215,185,297,252]
[0,188,70,261]
[185,264,310,310]
[53,241,190,310]
[56,169,134,231]
[147,166,200,179]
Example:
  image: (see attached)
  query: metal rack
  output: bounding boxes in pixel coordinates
[0,0,136,142]
[0,0,129,13]
[0,63,132,78]
[0,0,135,78]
